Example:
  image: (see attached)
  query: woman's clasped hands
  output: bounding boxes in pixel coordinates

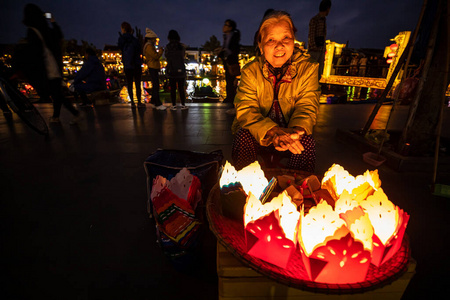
[266,126,305,154]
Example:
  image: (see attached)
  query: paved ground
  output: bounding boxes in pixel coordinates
[1,101,449,299]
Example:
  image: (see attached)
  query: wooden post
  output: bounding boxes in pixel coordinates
[432,0,450,189]
[398,0,442,154]
[361,0,428,137]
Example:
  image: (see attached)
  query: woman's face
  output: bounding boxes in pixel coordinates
[260,20,294,68]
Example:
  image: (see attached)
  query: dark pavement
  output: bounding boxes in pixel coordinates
[1,101,449,299]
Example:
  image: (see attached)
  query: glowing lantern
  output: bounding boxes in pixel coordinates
[299,200,347,256]
[334,190,359,214]
[237,161,269,199]
[219,161,240,190]
[386,44,398,64]
[219,161,246,221]
[322,164,381,203]
[360,188,410,266]
[244,191,300,268]
[340,206,374,252]
[390,43,399,51]
[298,200,371,283]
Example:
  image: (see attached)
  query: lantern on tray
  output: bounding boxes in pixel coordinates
[321,164,381,203]
[360,188,410,266]
[219,161,269,221]
[298,200,372,284]
[216,161,410,284]
[244,190,300,268]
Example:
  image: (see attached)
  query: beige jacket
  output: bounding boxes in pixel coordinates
[233,48,321,146]
[143,42,163,69]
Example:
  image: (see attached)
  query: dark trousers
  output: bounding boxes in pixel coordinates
[30,77,78,118]
[49,79,79,118]
[124,68,141,103]
[232,128,316,172]
[148,68,161,106]
[169,77,185,106]
[224,69,237,104]
[73,82,104,105]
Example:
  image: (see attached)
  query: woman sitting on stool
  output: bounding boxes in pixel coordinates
[231,10,320,172]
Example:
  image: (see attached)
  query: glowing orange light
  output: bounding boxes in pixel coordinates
[390,43,399,51]
[220,161,410,282]
[244,191,300,268]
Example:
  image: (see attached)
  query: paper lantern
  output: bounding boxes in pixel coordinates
[219,161,246,220]
[322,164,381,203]
[237,161,269,199]
[169,168,202,210]
[334,190,359,214]
[340,206,374,252]
[360,188,410,266]
[299,200,348,257]
[299,200,372,283]
[244,191,300,268]
[302,233,372,284]
[219,161,241,191]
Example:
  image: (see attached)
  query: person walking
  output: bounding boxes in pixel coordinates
[72,47,107,107]
[118,22,143,107]
[216,19,240,105]
[143,28,166,110]
[308,0,332,79]
[164,30,187,110]
[19,3,81,124]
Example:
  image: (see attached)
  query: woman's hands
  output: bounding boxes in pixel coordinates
[265,126,306,154]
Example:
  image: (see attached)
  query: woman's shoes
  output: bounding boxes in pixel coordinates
[156,105,167,111]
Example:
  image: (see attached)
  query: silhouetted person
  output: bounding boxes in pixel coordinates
[164,30,187,110]
[73,47,106,107]
[217,19,240,104]
[308,0,332,79]
[19,3,81,124]
[118,22,143,107]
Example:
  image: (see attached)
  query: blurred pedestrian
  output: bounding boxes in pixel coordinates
[72,47,106,107]
[118,22,143,107]
[164,30,187,110]
[308,0,332,79]
[143,28,166,110]
[216,19,240,105]
[19,3,81,124]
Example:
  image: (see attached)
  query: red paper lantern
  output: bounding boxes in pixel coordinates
[244,191,300,268]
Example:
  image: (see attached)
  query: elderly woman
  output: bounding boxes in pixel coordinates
[232,11,320,172]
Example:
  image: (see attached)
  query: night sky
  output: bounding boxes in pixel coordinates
[1,0,424,50]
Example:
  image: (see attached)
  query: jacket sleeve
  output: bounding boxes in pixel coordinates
[144,44,162,61]
[287,62,320,135]
[234,64,278,146]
